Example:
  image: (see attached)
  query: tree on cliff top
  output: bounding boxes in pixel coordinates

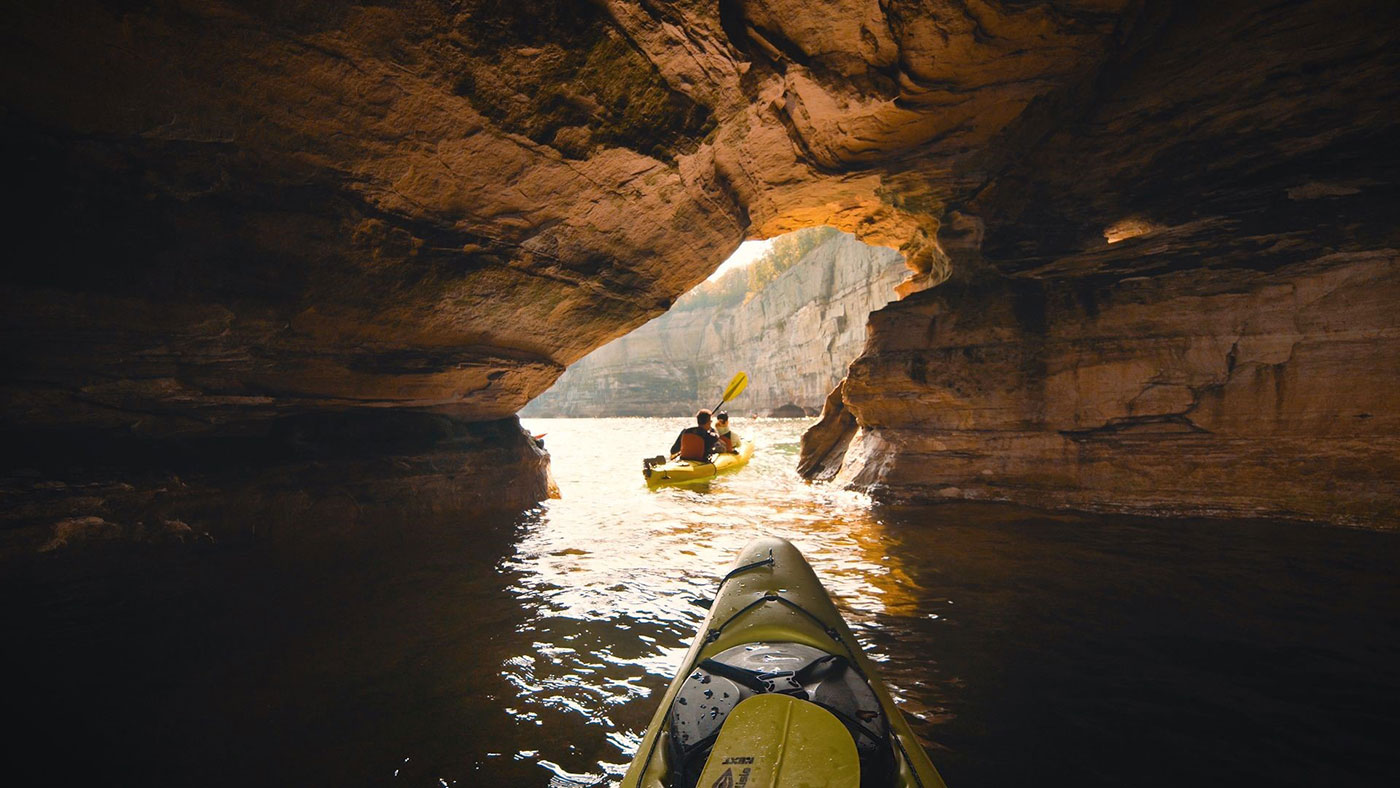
[673,226,840,312]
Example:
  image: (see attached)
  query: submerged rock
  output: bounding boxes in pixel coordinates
[39,516,123,552]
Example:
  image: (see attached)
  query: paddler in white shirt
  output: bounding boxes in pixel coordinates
[714,411,739,454]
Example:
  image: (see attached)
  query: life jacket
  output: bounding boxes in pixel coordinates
[678,430,709,461]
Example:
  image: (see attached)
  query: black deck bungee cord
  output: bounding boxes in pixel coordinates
[717,554,775,584]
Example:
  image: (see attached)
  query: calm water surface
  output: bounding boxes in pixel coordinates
[4,417,1398,786]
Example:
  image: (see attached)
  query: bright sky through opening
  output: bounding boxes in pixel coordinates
[707,239,776,281]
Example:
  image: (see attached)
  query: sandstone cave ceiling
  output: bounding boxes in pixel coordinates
[2,0,1397,436]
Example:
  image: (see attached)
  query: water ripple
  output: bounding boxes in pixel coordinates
[511,417,908,781]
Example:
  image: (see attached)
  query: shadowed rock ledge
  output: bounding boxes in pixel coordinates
[0,413,554,556]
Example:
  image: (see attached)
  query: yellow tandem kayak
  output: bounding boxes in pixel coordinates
[621,536,948,788]
[643,439,755,488]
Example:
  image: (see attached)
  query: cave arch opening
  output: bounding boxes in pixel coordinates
[521,227,907,419]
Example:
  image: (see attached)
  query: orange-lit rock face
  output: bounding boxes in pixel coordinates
[794,0,1400,524]
[2,1,1398,523]
[0,0,1139,433]
[824,252,1400,524]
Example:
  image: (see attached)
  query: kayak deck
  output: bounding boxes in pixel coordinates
[643,439,754,488]
[621,536,947,788]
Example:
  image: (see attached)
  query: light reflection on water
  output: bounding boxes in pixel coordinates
[511,417,915,783]
[5,417,1397,787]
[508,418,1400,788]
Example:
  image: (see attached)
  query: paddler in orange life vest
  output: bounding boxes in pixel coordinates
[714,411,740,453]
[670,409,721,461]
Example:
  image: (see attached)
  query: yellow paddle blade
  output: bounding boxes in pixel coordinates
[722,372,749,403]
[695,694,859,788]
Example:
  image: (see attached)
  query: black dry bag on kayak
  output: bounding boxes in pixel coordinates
[666,641,896,788]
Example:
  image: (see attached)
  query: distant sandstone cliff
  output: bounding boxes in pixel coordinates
[523,234,904,417]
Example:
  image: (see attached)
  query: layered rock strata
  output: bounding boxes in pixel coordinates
[1,0,1164,435]
[2,0,1398,532]
[806,253,1400,524]
[522,233,904,416]
[795,0,1400,525]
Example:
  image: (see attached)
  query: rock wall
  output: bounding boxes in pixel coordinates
[523,233,905,416]
[1,0,1169,437]
[2,0,1398,535]
[794,0,1400,525]
[807,253,1400,525]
